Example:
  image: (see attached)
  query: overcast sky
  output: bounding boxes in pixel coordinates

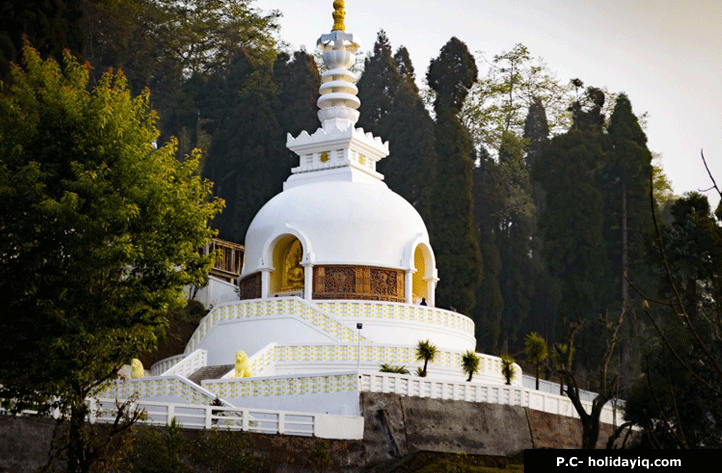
[253,0,722,205]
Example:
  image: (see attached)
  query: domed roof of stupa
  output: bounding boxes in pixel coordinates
[242,178,430,274]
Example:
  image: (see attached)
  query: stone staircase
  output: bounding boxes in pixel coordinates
[187,365,233,385]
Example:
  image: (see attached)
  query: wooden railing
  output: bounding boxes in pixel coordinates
[203,238,244,283]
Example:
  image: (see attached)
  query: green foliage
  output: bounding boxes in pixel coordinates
[461,350,481,382]
[524,332,548,363]
[357,31,436,225]
[308,441,332,472]
[625,192,722,448]
[1,0,84,83]
[415,340,438,377]
[202,47,319,243]
[500,355,516,385]
[119,422,264,473]
[524,332,548,389]
[0,45,222,472]
[379,363,410,375]
[428,37,478,112]
[472,149,504,350]
[461,43,570,155]
[428,37,482,314]
[533,122,612,362]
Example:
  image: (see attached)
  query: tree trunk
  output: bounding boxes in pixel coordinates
[68,401,89,473]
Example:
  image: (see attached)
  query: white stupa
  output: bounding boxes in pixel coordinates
[109,1,519,426]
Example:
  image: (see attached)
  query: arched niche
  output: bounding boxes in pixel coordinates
[270,235,305,296]
[412,243,435,306]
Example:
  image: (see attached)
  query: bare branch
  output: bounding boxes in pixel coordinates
[701,149,722,199]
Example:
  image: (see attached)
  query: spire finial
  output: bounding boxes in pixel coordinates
[332,0,346,31]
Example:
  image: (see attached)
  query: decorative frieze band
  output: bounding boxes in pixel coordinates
[313,265,405,302]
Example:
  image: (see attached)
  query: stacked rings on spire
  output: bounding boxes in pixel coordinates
[317,41,360,125]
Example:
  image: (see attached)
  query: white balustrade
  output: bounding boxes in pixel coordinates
[161,349,208,377]
[86,398,362,439]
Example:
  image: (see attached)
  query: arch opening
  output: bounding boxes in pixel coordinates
[270,235,305,296]
[412,244,433,305]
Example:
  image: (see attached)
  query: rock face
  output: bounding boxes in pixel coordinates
[360,392,533,464]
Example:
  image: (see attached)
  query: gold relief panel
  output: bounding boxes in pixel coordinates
[314,265,404,302]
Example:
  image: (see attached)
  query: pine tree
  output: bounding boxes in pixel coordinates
[357,31,436,225]
[427,37,482,314]
[273,50,321,169]
[496,131,536,351]
[533,103,613,362]
[522,98,561,343]
[203,49,284,243]
[604,93,654,386]
[472,148,504,350]
[605,93,654,307]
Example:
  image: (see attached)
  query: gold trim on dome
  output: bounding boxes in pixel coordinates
[320,152,330,163]
[332,0,346,32]
[358,155,365,165]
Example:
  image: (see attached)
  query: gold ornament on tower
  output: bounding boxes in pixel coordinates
[332,0,346,31]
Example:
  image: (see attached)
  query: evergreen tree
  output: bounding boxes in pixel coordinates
[427,37,482,314]
[357,31,436,225]
[273,50,321,170]
[203,49,284,243]
[626,193,722,448]
[605,93,654,304]
[533,95,613,361]
[604,93,654,386]
[273,50,320,138]
[1,0,84,82]
[472,148,504,350]
[496,131,536,351]
[522,98,560,343]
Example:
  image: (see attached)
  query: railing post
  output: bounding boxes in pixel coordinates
[242,409,249,431]
[278,413,285,435]
[167,405,175,425]
[88,399,96,424]
[205,405,212,429]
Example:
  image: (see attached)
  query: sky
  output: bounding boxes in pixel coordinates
[253,0,722,204]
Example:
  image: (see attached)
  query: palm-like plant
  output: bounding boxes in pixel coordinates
[415,339,438,377]
[461,350,480,382]
[379,363,410,374]
[552,342,572,394]
[524,331,548,390]
[500,355,516,385]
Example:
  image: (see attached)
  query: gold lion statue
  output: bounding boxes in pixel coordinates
[131,358,145,378]
[234,350,253,378]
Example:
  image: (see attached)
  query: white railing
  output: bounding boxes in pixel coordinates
[105,376,221,406]
[222,343,278,379]
[161,349,207,377]
[186,297,369,353]
[360,372,524,405]
[205,371,359,399]
[87,398,363,439]
[218,344,518,385]
[316,300,474,334]
[150,354,186,377]
[360,372,624,425]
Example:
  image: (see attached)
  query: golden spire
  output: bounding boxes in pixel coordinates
[332,0,346,31]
